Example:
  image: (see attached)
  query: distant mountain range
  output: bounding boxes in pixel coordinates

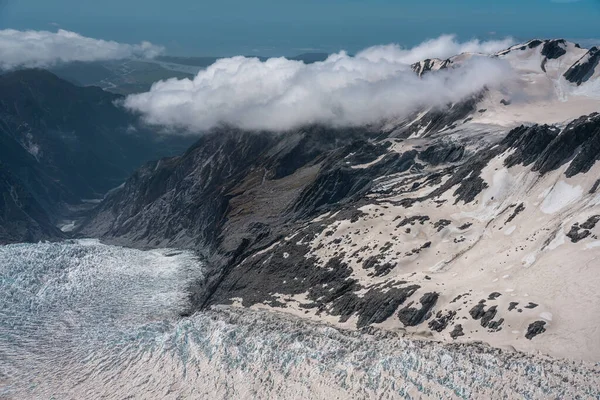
[48,53,331,96]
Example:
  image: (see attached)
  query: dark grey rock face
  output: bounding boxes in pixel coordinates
[480,306,498,328]
[541,39,567,60]
[397,94,483,139]
[411,58,452,77]
[581,215,600,230]
[469,300,488,320]
[352,285,421,328]
[527,40,544,49]
[503,125,559,168]
[396,215,431,227]
[428,310,457,332]
[292,148,417,218]
[525,321,547,340]
[551,114,600,178]
[362,255,396,277]
[433,219,451,232]
[420,143,465,166]
[564,47,600,86]
[0,163,64,243]
[590,179,600,194]
[487,318,504,331]
[398,292,439,327]
[506,203,525,224]
[566,215,600,243]
[488,292,502,300]
[450,324,465,339]
[567,224,591,243]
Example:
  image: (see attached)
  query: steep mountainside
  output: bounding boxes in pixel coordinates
[0,163,64,243]
[80,40,600,361]
[0,69,195,243]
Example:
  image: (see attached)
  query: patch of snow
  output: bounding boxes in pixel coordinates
[59,221,76,233]
[540,181,583,214]
[540,312,553,321]
[82,198,104,204]
[547,228,566,250]
[429,260,446,272]
[311,212,331,223]
[522,253,537,267]
[585,241,600,249]
[350,154,387,169]
[483,168,514,206]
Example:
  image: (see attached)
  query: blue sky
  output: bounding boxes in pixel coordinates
[0,0,598,56]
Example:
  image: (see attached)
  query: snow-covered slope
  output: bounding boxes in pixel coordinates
[81,39,600,363]
[404,39,600,132]
[243,114,600,361]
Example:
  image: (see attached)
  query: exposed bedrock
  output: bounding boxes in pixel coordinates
[500,114,600,178]
[502,125,559,168]
[419,143,465,165]
[533,114,600,177]
[293,149,417,218]
[469,300,501,328]
[398,292,439,327]
[428,310,457,332]
[526,321,547,340]
[541,39,568,60]
[450,324,465,339]
[564,47,600,86]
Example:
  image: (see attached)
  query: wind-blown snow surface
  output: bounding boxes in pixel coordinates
[1,240,599,399]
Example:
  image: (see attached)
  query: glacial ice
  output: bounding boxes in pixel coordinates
[0,240,598,399]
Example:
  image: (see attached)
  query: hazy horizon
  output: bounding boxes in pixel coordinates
[1,0,599,57]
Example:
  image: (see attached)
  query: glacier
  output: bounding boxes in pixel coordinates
[0,240,598,399]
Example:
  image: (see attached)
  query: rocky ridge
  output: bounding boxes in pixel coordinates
[78,39,600,361]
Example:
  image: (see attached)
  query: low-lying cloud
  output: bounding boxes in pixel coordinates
[0,29,164,70]
[125,35,516,132]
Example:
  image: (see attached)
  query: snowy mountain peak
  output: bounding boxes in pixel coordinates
[411,58,452,77]
[408,39,600,129]
[496,38,576,57]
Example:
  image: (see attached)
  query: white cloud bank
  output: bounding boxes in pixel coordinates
[124,35,516,132]
[0,29,164,70]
